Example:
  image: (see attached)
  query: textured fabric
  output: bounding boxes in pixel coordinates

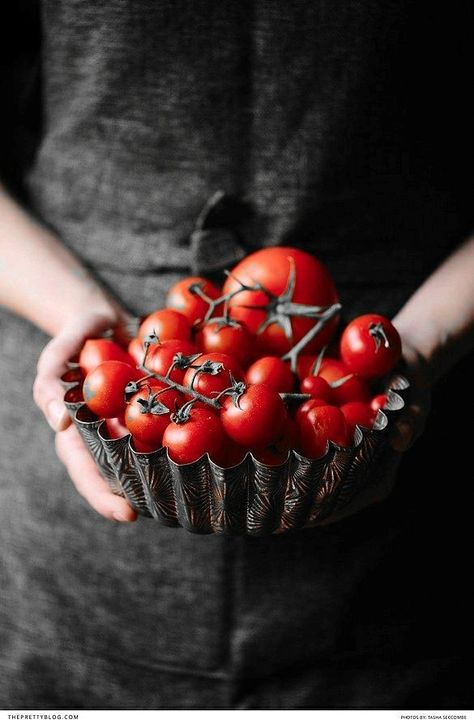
[1,0,473,710]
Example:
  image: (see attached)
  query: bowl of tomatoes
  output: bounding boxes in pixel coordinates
[62,246,409,535]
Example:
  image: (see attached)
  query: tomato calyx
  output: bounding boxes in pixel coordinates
[135,389,171,416]
[167,351,202,377]
[368,322,390,352]
[170,399,197,425]
[215,373,247,408]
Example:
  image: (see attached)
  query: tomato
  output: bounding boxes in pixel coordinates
[182,352,244,398]
[125,382,182,447]
[223,247,339,356]
[195,320,253,368]
[103,416,129,439]
[300,375,334,402]
[295,398,332,429]
[223,442,249,467]
[296,404,350,459]
[79,339,135,375]
[128,337,144,365]
[252,415,297,464]
[340,314,402,380]
[340,401,376,439]
[166,276,222,325]
[146,339,198,383]
[245,356,295,393]
[370,393,388,412]
[220,383,286,448]
[138,309,191,343]
[131,437,160,453]
[317,358,370,405]
[163,407,227,465]
[83,361,141,418]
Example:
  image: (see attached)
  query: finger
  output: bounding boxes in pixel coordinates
[34,312,120,432]
[55,425,137,522]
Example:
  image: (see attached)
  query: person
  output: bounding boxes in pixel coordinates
[0,1,472,710]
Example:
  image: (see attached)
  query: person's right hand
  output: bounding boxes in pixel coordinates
[33,311,138,523]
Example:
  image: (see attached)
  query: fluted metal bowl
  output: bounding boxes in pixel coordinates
[62,373,409,535]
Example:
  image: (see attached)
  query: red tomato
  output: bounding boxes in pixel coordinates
[128,337,144,365]
[223,442,249,467]
[195,320,253,368]
[252,415,297,464]
[125,382,182,447]
[340,314,402,379]
[300,375,334,402]
[340,401,376,439]
[246,356,295,393]
[220,383,286,448]
[318,358,370,405]
[83,361,141,418]
[163,407,227,465]
[295,398,331,428]
[223,247,339,356]
[146,339,198,384]
[103,416,129,439]
[138,309,191,343]
[370,393,388,412]
[296,404,350,459]
[182,352,244,398]
[79,339,135,375]
[131,437,160,453]
[166,276,222,325]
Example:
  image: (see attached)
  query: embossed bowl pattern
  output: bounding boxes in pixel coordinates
[62,373,409,535]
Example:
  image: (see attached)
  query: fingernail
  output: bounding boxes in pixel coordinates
[113,511,133,522]
[47,400,66,431]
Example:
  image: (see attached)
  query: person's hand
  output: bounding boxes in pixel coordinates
[389,339,432,453]
[33,311,138,523]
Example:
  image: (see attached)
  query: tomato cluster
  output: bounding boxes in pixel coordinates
[76,247,401,466]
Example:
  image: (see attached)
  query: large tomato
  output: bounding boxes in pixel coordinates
[79,339,135,375]
[83,361,141,418]
[220,383,286,448]
[124,382,182,448]
[222,247,339,356]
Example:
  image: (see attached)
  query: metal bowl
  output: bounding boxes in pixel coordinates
[62,374,409,535]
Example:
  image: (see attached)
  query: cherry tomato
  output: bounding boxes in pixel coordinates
[131,437,160,453]
[163,407,227,465]
[128,337,144,365]
[220,383,286,448]
[252,415,297,464]
[125,382,182,447]
[79,339,135,375]
[223,247,339,356]
[83,361,141,418]
[340,314,402,379]
[224,442,249,467]
[246,356,295,393]
[182,352,244,398]
[300,375,334,402]
[318,358,370,405]
[295,398,331,428]
[166,276,222,325]
[340,401,376,439]
[103,416,129,439]
[138,309,191,343]
[370,393,388,412]
[146,339,198,384]
[296,404,350,459]
[195,320,253,368]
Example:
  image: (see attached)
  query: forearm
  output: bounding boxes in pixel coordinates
[0,186,122,335]
[393,236,474,384]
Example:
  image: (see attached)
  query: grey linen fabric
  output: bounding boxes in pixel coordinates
[0,0,473,709]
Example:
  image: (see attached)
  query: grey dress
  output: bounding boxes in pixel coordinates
[1,0,473,709]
